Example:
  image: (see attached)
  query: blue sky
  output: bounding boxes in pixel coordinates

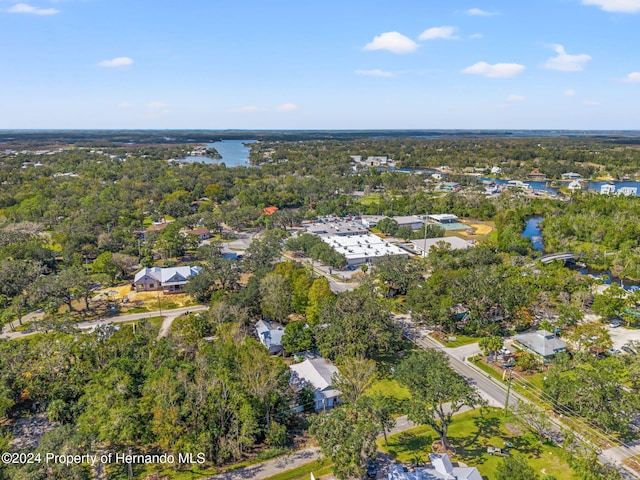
[2,0,640,129]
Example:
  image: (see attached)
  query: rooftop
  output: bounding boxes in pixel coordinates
[514,330,567,357]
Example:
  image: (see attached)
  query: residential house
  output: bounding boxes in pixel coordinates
[133,266,202,294]
[567,180,582,191]
[255,320,285,354]
[263,206,279,216]
[562,172,582,180]
[290,357,341,412]
[600,184,616,195]
[388,454,482,480]
[185,227,211,241]
[618,186,637,196]
[528,169,547,180]
[514,330,566,362]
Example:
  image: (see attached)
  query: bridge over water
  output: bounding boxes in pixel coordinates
[537,252,578,264]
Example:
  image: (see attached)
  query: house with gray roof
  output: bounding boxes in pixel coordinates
[388,454,482,480]
[289,357,341,412]
[133,266,202,294]
[514,330,566,361]
[255,320,285,354]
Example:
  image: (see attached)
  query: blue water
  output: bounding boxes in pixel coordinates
[481,177,640,196]
[179,139,257,167]
[522,217,544,252]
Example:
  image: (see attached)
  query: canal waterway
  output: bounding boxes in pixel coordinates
[520,216,639,288]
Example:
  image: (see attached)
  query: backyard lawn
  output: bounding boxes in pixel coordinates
[378,407,578,480]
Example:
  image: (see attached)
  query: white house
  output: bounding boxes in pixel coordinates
[289,358,341,412]
[618,186,637,196]
[255,320,285,354]
[388,454,482,480]
[567,180,582,191]
[600,184,616,195]
[133,266,202,294]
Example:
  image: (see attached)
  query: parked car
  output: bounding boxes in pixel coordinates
[487,446,510,456]
[622,345,637,355]
[609,320,621,328]
[366,461,378,478]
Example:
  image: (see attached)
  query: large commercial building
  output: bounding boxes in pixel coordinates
[321,233,408,266]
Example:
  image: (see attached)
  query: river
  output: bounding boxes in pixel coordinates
[179,139,257,167]
[520,216,639,288]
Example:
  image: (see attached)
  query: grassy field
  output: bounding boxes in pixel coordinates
[378,407,578,480]
[430,333,480,348]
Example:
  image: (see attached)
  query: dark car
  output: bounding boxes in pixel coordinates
[366,461,378,478]
[622,345,637,355]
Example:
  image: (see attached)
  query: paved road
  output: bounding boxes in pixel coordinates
[205,413,435,480]
[397,317,640,479]
[0,305,208,341]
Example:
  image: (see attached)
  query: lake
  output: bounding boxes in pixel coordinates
[179,139,257,167]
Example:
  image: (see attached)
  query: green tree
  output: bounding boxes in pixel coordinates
[479,336,503,360]
[305,277,335,325]
[310,404,379,480]
[377,217,398,235]
[259,273,292,322]
[512,402,553,444]
[373,255,422,297]
[281,321,315,353]
[332,356,377,405]
[495,455,540,480]
[317,285,401,360]
[396,350,484,450]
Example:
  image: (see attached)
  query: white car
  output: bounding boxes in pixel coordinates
[609,320,621,328]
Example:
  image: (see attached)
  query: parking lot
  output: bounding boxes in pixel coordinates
[608,324,640,350]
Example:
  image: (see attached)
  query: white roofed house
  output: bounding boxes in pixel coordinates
[513,330,567,363]
[133,266,202,294]
[289,357,341,412]
[388,453,481,480]
[255,320,285,354]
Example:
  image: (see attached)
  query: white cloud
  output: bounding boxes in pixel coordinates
[507,94,525,101]
[363,32,418,54]
[462,61,526,78]
[147,102,168,109]
[584,100,601,105]
[564,88,577,96]
[623,72,640,82]
[582,0,640,12]
[465,8,497,16]
[8,3,59,15]
[354,69,395,77]
[543,45,591,72]
[276,103,298,112]
[419,26,459,40]
[98,57,134,68]
[232,105,259,112]
[469,33,484,39]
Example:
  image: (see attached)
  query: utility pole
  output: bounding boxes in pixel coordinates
[422,212,429,258]
[503,367,513,416]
